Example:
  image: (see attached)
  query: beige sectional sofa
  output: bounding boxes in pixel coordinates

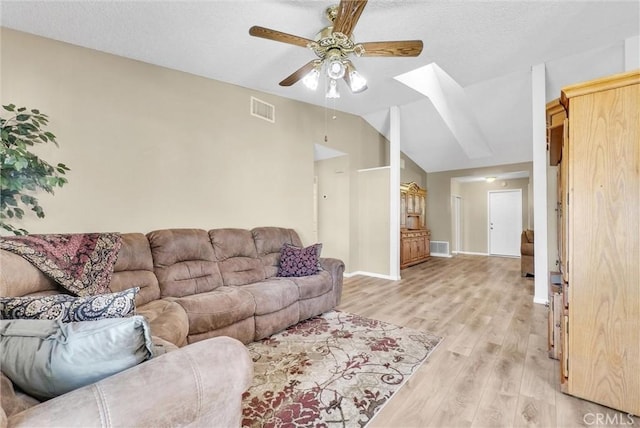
[0,226,345,427]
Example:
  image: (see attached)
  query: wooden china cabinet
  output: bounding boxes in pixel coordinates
[546,70,639,416]
[400,182,430,269]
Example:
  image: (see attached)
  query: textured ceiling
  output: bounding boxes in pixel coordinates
[2,1,639,172]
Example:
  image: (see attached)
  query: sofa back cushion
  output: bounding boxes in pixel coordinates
[0,234,160,305]
[110,233,160,306]
[147,229,223,298]
[0,251,59,298]
[252,227,303,278]
[209,229,265,286]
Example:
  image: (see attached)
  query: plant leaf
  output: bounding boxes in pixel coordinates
[0,105,70,231]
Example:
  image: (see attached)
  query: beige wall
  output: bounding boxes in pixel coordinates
[456,178,530,254]
[312,112,389,272]
[1,29,387,252]
[315,155,350,269]
[427,162,534,246]
[356,167,390,275]
[400,153,427,188]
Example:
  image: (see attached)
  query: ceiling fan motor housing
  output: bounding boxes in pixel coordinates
[248,0,423,90]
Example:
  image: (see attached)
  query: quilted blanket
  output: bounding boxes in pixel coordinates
[0,233,122,296]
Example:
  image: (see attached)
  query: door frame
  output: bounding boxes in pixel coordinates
[487,189,522,257]
[452,194,462,254]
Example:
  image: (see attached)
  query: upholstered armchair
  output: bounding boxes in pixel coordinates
[521,230,534,277]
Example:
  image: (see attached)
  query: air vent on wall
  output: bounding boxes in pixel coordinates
[430,241,450,257]
[250,96,275,123]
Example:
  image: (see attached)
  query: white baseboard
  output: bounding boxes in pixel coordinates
[533,297,548,305]
[430,253,452,258]
[456,251,490,256]
[343,271,400,281]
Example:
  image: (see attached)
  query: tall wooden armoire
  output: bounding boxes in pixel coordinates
[400,182,430,269]
[554,70,639,415]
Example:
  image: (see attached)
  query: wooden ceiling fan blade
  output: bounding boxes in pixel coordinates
[249,26,313,48]
[360,40,424,57]
[280,60,319,86]
[333,0,368,37]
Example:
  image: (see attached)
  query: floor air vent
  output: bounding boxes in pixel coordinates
[250,96,275,123]
[430,241,450,257]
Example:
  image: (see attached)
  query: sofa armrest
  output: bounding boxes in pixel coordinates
[320,257,345,306]
[8,336,253,428]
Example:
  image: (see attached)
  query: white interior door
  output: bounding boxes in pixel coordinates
[488,190,522,256]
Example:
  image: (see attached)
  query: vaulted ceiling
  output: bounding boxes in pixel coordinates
[2,1,638,172]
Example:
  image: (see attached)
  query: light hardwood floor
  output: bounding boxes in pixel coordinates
[337,255,637,428]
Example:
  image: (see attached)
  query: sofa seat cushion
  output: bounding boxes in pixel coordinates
[238,279,299,316]
[218,257,265,286]
[172,288,255,335]
[254,303,300,340]
[187,317,255,346]
[137,299,189,347]
[288,270,333,300]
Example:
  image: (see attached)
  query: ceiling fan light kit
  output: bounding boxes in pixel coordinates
[345,61,367,93]
[326,50,347,80]
[326,78,341,99]
[249,0,423,99]
[302,65,321,91]
[301,56,365,98]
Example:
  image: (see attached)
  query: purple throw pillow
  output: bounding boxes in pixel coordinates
[277,243,322,277]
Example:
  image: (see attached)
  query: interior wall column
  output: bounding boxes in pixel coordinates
[389,106,401,280]
[531,63,548,304]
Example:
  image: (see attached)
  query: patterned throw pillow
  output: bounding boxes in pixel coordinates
[0,287,139,322]
[277,243,322,277]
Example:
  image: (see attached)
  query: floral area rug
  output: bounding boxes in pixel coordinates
[242,310,443,428]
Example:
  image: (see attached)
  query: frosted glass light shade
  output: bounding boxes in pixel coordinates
[326,78,340,98]
[348,69,367,92]
[302,68,320,90]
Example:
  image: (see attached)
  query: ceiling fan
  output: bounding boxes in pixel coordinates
[249,0,423,98]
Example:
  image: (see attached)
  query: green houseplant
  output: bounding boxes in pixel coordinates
[0,104,70,235]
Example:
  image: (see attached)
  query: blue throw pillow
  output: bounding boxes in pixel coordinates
[0,316,154,400]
